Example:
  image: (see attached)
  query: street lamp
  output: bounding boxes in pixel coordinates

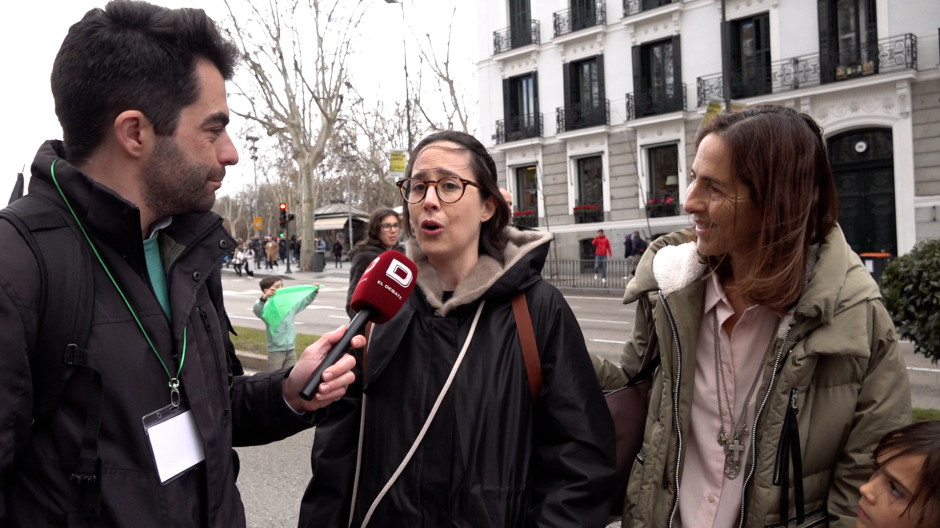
[246,135,260,238]
[385,0,412,151]
[343,143,355,250]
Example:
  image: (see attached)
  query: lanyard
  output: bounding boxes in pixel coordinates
[49,159,187,406]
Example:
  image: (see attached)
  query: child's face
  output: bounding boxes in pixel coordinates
[271,280,283,291]
[857,451,927,528]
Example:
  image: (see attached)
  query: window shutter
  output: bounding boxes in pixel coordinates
[632,45,644,94]
[671,36,682,109]
[817,0,834,83]
[503,77,513,121]
[596,54,606,107]
[865,0,879,74]
[532,72,540,132]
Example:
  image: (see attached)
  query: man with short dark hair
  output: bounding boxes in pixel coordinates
[0,2,359,525]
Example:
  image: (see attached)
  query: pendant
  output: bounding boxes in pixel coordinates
[722,436,744,480]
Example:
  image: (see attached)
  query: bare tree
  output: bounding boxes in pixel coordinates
[222,0,367,270]
[411,5,475,134]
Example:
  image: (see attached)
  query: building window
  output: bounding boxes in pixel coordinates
[513,165,539,228]
[560,55,607,131]
[646,144,679,217]
[500,73,541,143]
[818,0,878,82]
[631,36,683,118]
[571,0,598,32]
[574,155,604,223]
[730,13,771,98]
[509,0,533,48]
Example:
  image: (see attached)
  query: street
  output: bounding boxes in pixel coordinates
[224,266,940,527]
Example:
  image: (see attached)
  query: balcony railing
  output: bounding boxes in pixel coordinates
[694,33,917,106]
[771,52,822,92]
[493,19,541,55]
[646,193,679,217]
[556,100,610,132]
[553,0,606,37]
[696,70,772,107]
[573,202,604,224]
[512,211,538,228]
[623,0,681,18]
[495,113,544,144]
[626,84,686,120]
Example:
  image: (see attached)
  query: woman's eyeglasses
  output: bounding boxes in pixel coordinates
[396,176,480,204]
[380,223,400,231]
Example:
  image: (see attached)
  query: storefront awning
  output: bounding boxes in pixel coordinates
[313,217,349,231]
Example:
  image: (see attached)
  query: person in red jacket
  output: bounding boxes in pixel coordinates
[592,229,612,283]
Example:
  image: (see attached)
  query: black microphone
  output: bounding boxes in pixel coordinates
[299,251,417,400]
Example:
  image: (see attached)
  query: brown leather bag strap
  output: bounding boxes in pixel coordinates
[512,292,541,401]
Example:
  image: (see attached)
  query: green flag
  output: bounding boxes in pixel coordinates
[261,285,319,334]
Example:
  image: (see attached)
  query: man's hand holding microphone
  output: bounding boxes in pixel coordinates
[282,251,418,413]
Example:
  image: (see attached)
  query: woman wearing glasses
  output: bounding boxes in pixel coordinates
[344,208,405,317]
[300,131,615,528]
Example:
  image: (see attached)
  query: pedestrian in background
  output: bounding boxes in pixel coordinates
[593,105,910,527]
[343,208,403,317]
[591,228,612,283]
[332,239,344,269]
[0,2,357,524]
[302,130,615,527]
[624,230,647,277]
[265,236,279,269]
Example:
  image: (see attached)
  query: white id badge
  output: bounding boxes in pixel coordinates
[142,401,205,484]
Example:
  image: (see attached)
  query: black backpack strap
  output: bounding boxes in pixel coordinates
[0,194,101,517]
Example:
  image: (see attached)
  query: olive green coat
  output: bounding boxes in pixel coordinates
[593,227,911,527]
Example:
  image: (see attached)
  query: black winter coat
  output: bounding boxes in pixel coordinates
[301,228,616,527]
[0,141,319,526]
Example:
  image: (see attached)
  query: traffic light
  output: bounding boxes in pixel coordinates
[278,202,288,236]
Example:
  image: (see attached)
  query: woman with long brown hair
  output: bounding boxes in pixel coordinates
[595,105,911,527]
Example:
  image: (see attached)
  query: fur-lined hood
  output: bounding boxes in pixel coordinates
[405,227,553,316]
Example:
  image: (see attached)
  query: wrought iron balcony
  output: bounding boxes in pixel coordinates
[493,19,541,55]
[696,70,772,107]
[573,202,603,224]
[623,0,681,18]
[645,192,679,217]
[495,113,544,144]
[556,100,610,132]
[694,33,917,106]
[553,0,606,37]
[626,84,686,120]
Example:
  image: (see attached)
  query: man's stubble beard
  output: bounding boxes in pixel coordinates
[142,137,221,218]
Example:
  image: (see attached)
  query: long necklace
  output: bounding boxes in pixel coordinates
[713,312,776,479]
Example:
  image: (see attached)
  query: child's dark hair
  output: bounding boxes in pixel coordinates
[873,421,940,527]
[259,276,280,291]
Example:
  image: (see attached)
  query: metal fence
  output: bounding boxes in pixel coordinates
[541,258,638,291]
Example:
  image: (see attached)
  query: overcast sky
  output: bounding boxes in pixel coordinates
[0,0,476,203]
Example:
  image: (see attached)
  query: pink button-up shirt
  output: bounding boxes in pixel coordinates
[678,274,780,527]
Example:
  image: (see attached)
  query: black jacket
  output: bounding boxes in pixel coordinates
[0,141,319,526]
[302,228,616,527]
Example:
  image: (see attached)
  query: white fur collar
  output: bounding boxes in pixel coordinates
[652,242,706,296]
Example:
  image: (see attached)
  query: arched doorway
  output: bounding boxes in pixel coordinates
[828,128,896,256]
